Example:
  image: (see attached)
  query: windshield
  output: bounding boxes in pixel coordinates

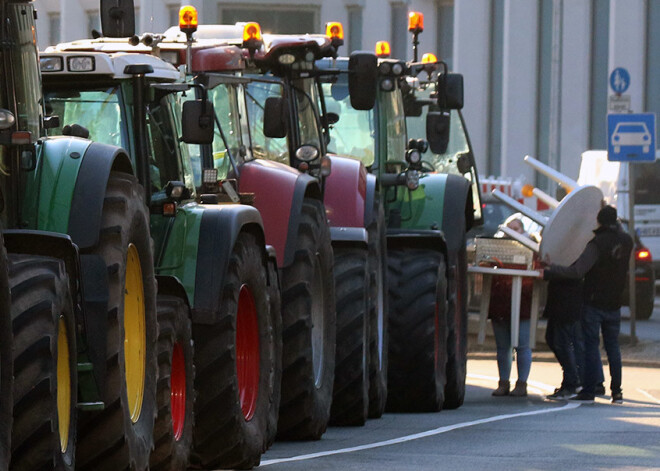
[44,87,125,148]
[322,77,376,166]
[207,82,243,180]
[633,160,660,204]
[380,86,407,166]
[245,80,289,164]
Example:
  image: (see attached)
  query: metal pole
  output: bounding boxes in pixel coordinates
[628,165,637,344]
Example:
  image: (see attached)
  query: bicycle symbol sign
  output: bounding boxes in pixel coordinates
[609,68,630,95]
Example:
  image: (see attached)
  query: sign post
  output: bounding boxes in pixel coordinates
[608,112,657,344]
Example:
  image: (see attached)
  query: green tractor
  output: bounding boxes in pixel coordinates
[1,0,162,469]
[317,25,482,411]
[41,5,282,469]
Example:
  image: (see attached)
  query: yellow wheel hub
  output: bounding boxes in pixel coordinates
[124,243,146,424]
[57,317,70,453]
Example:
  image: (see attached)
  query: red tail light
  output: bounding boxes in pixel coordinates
[636,249,651,261]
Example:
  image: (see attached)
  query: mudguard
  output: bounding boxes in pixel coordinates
[324,155,368,230]
[387,173,472,254]
[238,159,321,267]
[386,229,448,259]
[156,202,266,325]
[364,173,378,226]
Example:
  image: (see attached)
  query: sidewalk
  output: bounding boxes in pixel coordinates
[467,298,660,368]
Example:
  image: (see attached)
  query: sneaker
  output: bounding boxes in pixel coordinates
[546,387,575,400]
[569,391,595,403]
[611,392,623,404]
[595,383,606,396]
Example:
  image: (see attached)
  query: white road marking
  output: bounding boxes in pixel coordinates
[259,402,580,467]
[636,388,660,405]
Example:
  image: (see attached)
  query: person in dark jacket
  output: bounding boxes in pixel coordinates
[543,278,584,400]
[541,205,633,403]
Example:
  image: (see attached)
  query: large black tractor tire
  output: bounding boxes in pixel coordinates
[444,230,469,410]
[0,240,11,471]
[386,249,448,412]
[150,295,194,471]
[367,198,388,419]
[76,172,158,471]
[276,198,336,440]
[191,231,278,469]
[265,259,283,449]
[329,247,369,426]
[8,255,77,471]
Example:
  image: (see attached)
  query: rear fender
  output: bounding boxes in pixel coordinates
[3,229,108,402]
[238,159,321,268]
[330,227,369,249]
[364,173,377,226]
[324,155,368,229]
[156,203,267,325]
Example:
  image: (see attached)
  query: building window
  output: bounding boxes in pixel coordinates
[347,5,363,53]
[390,3,408,60]
[436,1,454,68]
[168,4,180,27]
[87,10,100,38]
[49,12,60,45]
[646,0,660,140]
[487,0,505,176]
[219,5,319,34]
[589,0,609,150]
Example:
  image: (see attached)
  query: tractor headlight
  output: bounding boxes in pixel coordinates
[295,144,320,162]
[391,62,404,76]
[40,56,64,72]
[380,78,394,91]
[406,149,421,165]
[0,109,16,130]
[378,62,391,75]
[67,56,95,72]
[278,54,296,65]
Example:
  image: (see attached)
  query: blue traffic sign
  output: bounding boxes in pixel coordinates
[607,113,656,162]
[609,67,630,94]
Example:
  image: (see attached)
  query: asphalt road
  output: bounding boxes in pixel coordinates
[252,360,660,471]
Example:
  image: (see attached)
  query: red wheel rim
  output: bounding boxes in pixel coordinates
[236,284,260,421]
[170,342,186,441]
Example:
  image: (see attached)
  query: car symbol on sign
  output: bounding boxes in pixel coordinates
[611,122,651,153]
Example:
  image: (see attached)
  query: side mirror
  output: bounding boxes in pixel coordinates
[426,111,450,154]
[324,112,339,126]
[437,73,464,110]
[263,97,289,138]
[100,0,136,38]
[348,52,377,111]
[181,100,214,145]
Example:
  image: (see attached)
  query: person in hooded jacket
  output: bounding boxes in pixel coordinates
[540,205,632,404]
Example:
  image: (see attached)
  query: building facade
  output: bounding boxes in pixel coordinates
[35,0,659,190]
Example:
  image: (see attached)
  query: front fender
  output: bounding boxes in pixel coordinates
[324,155,368,229]
[155,203,266,325]
[25,137,135,251]
[238,159,321,268]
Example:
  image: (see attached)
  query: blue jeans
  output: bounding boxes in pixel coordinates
[492,319,532,383]
[545,318,581,390]
[581,305,622,396]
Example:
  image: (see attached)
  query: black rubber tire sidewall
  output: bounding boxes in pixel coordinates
[265,259,283,449]
[8,255,77,471]
[191,231,275,469]
[444,227,469,409]
[367,197,388,419]
[386,249,448,412]
[277,198,336,440]
[329,247,369,426]
[150,295,194,471]
[76,172,158,471]
[0,240,11,471]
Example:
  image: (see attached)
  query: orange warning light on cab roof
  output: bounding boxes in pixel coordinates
[421,52,437,64]
[375,41,391,57]
[243,22,263,43]
[326,22,344,41]
[408,11,424,33]
[179,6,198,31]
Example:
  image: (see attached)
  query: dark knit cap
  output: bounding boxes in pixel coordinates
[597,205,618,225]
